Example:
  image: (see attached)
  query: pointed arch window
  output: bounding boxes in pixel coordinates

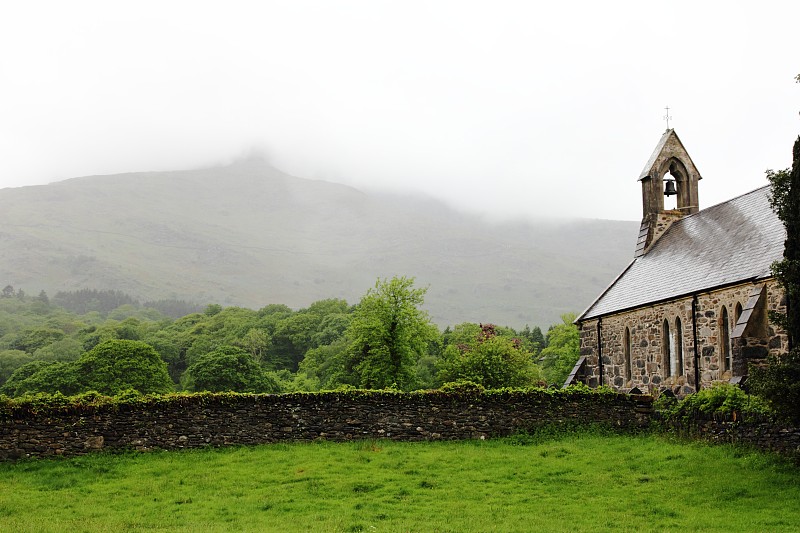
[675,317,683,377]
[721,306,732,372]
[662,319,672,377]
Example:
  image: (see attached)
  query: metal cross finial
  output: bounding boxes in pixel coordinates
[663,106,672,130]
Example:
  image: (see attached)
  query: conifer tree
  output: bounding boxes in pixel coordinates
[751,131,800,423]
[766,136,800,346]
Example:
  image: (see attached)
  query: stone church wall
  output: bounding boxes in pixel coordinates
[579,280,787,396]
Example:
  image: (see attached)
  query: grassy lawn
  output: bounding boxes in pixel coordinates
[1,431,799,532]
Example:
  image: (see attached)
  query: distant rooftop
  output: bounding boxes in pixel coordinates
[578,185,785,321]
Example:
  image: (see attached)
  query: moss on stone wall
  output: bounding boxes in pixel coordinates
[0,387,651,460]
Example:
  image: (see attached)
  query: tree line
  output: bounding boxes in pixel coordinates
[0,278,580,397]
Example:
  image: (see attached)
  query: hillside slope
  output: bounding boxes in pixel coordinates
[0,159,638,327]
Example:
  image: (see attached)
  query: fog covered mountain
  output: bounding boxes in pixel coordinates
[0,159,638,328]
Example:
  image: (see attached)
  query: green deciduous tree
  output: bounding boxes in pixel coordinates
[32,337,84,362]
[441,323,482,350]
[76,339,174,395]
[10,327,65,353]
[539,313,580,386]
[311,312,351,348]
[239,328,270,364]
[79,318,150,351]
[141,330,182,382]
[175,306,262,369]
[1,360,50,395]
[182,346,280,393]
[0,350,33,386]
[437,324,542,389]
[270,299,350,371]
[343,277,438,390]
[298,338,351,390]
[0,360,81,397]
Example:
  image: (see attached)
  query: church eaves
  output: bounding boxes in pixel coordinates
[577,185,785,321]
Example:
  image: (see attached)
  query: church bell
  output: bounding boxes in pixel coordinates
[663,178,677,197]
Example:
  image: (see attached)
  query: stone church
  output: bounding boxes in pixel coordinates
[575,129,789,396]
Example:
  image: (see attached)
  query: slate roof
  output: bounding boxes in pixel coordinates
[578,185,785,321]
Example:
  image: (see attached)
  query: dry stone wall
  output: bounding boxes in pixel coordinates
[0,391,654,461]
[662,416,800,459]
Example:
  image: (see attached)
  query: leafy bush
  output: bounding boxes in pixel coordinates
[439,380,486,394]
[749,347,800,424]
[657,383,773,422]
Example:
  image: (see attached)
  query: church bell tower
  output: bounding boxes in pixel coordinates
[634,129,702,257]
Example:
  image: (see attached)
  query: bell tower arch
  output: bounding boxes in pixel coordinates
[634,129,702,257]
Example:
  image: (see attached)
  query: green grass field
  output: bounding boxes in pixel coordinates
[1,432,799,532]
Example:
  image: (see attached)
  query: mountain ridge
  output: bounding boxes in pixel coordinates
[0,160,638,328]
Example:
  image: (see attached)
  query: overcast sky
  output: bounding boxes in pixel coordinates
[1,1,797,221]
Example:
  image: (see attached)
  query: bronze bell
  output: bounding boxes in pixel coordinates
[664,178,677,197]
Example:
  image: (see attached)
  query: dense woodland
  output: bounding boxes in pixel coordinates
[0,278,580,398]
